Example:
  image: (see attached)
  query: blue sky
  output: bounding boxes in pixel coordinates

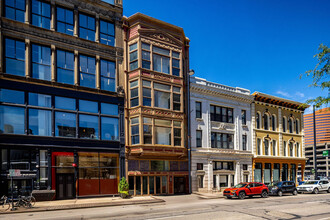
[124,0,330,113]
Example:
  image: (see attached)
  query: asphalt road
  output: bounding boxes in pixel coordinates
[1,193,330,220]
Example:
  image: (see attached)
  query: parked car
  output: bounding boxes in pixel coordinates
[297,180,330,194]
[223,182,269,199]
[268,181,298,196]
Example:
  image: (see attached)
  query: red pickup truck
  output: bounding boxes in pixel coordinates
[223,182,269,199]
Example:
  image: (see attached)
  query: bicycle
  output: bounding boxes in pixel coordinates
[0,195,10,212]
[15,195,36,209]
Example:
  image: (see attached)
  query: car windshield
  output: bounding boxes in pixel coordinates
[233,183,247,188]
[303,181,318,185]
[269,182,281,186]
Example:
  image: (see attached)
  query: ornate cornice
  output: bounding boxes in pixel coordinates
[141,37,181,52]
[128,107,184,120]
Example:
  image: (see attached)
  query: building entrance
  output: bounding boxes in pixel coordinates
[174,177,185,194]
[56,173,74,200]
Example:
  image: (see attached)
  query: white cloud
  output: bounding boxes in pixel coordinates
[276,90,291,98]
[304,106,313,115]
[295,92,305,98]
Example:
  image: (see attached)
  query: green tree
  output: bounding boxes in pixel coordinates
[302,44,330,107]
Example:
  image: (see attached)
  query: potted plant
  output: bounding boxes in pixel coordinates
[119,177,130,199]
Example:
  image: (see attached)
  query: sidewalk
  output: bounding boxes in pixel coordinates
[193,191,225,199]
[1,196,164,214]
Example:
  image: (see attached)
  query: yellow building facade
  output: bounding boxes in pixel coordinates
[251,92,307,184]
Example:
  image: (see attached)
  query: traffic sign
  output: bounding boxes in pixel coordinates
[311,168,315,174]
[323,150,329,157]
[9,169,21,177]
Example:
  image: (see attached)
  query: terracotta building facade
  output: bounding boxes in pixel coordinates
[123,13,190,196]
[251,92,307,184]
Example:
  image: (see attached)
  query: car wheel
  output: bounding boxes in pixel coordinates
[313,188,319,194]
[292,190,298,196]
[226,196,232,199]
[327,188,330,193]
[277,190,283,197]
[249,195,253,198]
[261,190,268,198]
[238,191,246,200]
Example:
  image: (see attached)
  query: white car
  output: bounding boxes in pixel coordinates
[297,180,330,194]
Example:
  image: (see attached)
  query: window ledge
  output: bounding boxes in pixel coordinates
[196,118,203,122]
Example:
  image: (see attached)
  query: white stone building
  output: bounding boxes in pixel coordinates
[190,77,254,192]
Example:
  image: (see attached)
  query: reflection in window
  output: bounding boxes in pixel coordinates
[55,111,76,137]
[100,20,115,46]
[29,93,51,107]
[79,114,99,139]
[100,59,116,92]
[130,80,139,107]
[79,100,98,113]
[57,50,74,85]
[5,0,25,22]
[79,55,96,88]
[29,109,52,136]
[31,0,50,29]
[79,14,95,41]
[101,117,119,141]
[55,96,76,110]
[129,43,138,71]
[101,103,118,115]
[0,89,25,104]
[0,106,25,134]
[153,54,169,74]
[131,117,139,145]
[5,38,25,76]
[155,123,171,145]
[57,7,74,35]
[32,44,51,80]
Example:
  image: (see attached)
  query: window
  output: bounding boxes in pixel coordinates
[153,46,170,74]
[242,135,247,150]
[0,89,25,105]
[210,105,233,123]
[31,44,51,80]
[100,20,115,46]
[28,109,51,136]
[272,115,276,131]
[172,51,180,76]
[100,59,116,92]
[264,113,269,130]
[31,0,50,29]
[130,80,139,107]
[79,14,95,41]
[196,102,201,119]
[5,38,25,77]
[257,138,261,155]
[264,139,269,155]
[129,43,138,71]
[154,83,171,109]
[197,163,203,170]
[289,118,293,133]
[55,96,76,110]
[131,117,139,145]
[211,132,234,149]
[283,141,287,156]
[272,140,276,156]
[5,0,25,22]
[142,80,151,106]
[243,164,248,170]
[155,119,171,145]
[242,110,246,125]
[143,117,152,144]
[296,119,299,134]
[56,7,74,35]
[289,142,293,156]
[0,106,25,135]
[256,112,260,129]
[79,100,98,113]
[79,114,99,139]
[296,143,299,157]
[196,130,202,148]
[79,55,96,88]
[141,43,151,69]
[55,111,76,137]
[213,161,234,171]
[57,50,74,85]
[282,117,286,132]
[173,121,181,146]
[173,87,181,111]
[29,93,51,107]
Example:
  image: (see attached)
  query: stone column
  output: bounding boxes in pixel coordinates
[74,50,79,85]
[25,39,31,78]
[228,174,232,188]
[51,45,56,82]
[50,1,56,31]
[279,163,282,181]
[74,8,79,37]
[95,15,100,43]
[216,175,220,191]
[25,0,31,24]
[96,55,100,89]
[208,160,213,191]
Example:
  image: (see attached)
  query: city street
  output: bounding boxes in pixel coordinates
[1,193,330,220]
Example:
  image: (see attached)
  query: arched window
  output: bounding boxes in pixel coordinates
[264,139,269,155]
[272,140,276,156]
[272,115,276,131]
[256,112,260,129]
[289,118,293,133]
[296,119,299,134]
[257,138,261,155]
[296,143,299,157]
[289,142,293,156]
[282,117,286,132]
[283,141,287,156]
[264,113,269,130]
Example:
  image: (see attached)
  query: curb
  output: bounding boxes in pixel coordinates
[0,197,165,215]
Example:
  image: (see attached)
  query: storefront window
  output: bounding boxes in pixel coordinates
[29,109,52,136]
[79,114,99,139]
[264,163,271,185]
[254,163,262,182]
[55,112,76,138]
[273,163,280,182]
[0,105,25,134]
[151,161,169,171]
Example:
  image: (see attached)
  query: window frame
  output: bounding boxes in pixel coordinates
[4,0,26,22]
[196,102,202,119]
[79,54,96,89]
[31,43,51,81]
[100,59,116,92]
[210,105,233,123]
[4,37,26,77]
[56,6,74,36]
[211,132,234,149]
[130,80,139,108]
[129,43,138,71]
[99,19,115,46]
[242,134,247,151]
[242,109,246,125]
[78,13,96,41]
[31,0,51,29]
[196,130,202,148]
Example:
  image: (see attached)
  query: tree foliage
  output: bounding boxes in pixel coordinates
[302,44,330,107]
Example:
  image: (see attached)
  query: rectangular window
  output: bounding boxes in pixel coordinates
[196,130,202,148]
[272,140,276,156]
[32,44,51,81]
[100,59,116,92]
[131,117,139,145]
[5,0,25,22]
[242,134,247,150]
[57,50,74,85]
[5,38,25,77]
[141,43,150,69]
[174,121,181,146]
[283,141,287,156]
[210,105,233,123]
[29,93,51,107]
[56,7,74,35]
[28,109,52,136]
[79,100,98,113]
[197,163,203,170]
[79,55,96,88]
[143,117,152,144]
[55,111,76,137]
[55,96,76,110]
[173,87,181,111]
[242,110,246,125]
[79,114,99,139]
[101,103,118,116]
[154,83,171,109]
[211,132,234,149]
[172,56,180,76]
[1,89,25,104]
[100,20,115,46]
[101,117,118,141]
[130,80,139,107]
[79,14,95,41]
[142,80,151,106]
[155,119,171,145]
[257,138,261,155]
[129,43,138,71]
[0,105,25,134]
[243,164,248,170]
[196,102,202,119]
[153,46,170,74]
[264,139,269,155]
[31,0,50,29]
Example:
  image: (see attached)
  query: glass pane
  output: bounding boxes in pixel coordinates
[99,153,118,167]
[153,46,170,56]
[0,89,25,104]
[154,91,170,109]
[0,105,25,134]
[131,117,139,124]
[155,127,171,145]
[154,83,170,91]
[55,111,76,137]
[10,149,31,170]
[130,51,138,61]
[149,176,154,194]
[80,73,95,88]
[172,51,180,58]
[172,59,180,68]
[101,77,115,92]
[153,54,162,72]
[155,119,171,126]
[5,58,25,76]
[29,109,52,136]
[101,103,118,116]
[173,87,181,93]
[78,167,99,196]
[130,80,138,88]
[142,51,150,60]
[173,121,181,127]
[142,80,151,87]
[162,57,170,74]
[143,117,152,124]
[129,43,137,51]
[101,117,119,141]
[55,96,76,110]
[142,43,150,50]
[79,114,99,139]
[57,68,74,85]
[78,152,99,167]
[162,176,167,194]
[29,93,51,107]
[79,100,98,113]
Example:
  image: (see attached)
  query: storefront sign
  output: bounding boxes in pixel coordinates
[9,169,21,177]
[323,150,329,157]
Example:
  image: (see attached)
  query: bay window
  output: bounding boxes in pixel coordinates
[173,87,181,111]
[153,46,170,74]
[155,119,171,145]
[142,43,151,69]
[142,80,151,106]
[172,51,180,76]
[154,83,171,109]
[131,117,139,145]
[143,117,152,144]
[173,121,182,146]
[130,80,139,107]
[129,43,138,71]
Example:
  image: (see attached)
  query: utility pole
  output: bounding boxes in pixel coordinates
[313,105,318,179]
